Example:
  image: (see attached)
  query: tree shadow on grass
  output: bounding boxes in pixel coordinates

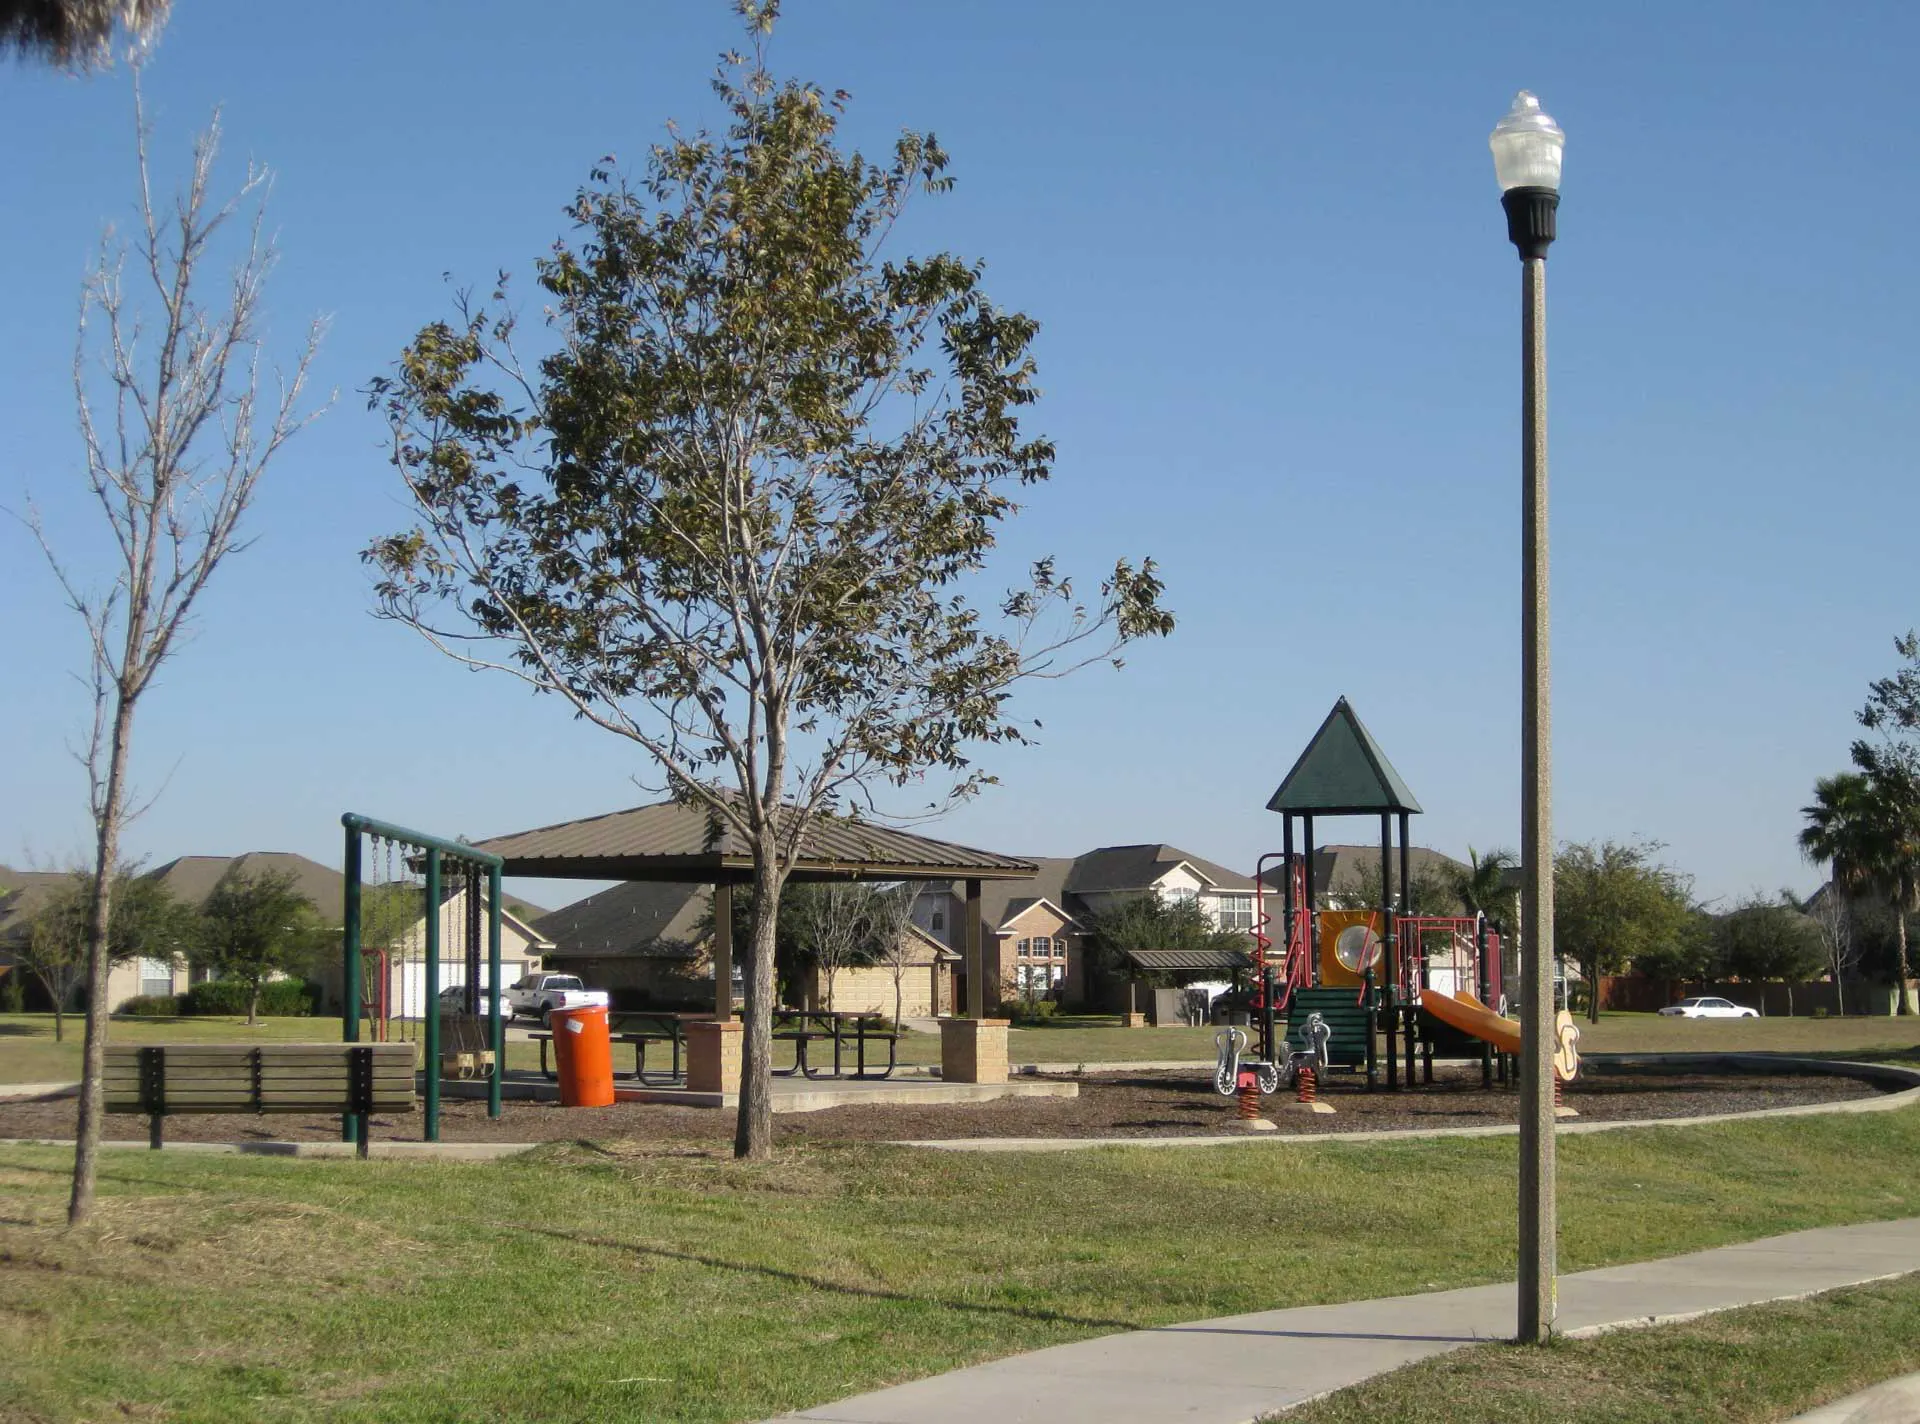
[518,1224,1140,1333]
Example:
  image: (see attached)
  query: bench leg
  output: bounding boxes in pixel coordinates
[150,1113,163,1151]
[355,1114,370,1159]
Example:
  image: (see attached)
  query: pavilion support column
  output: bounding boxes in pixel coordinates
[965,878,987,1016]
[711,882,734,1020]
[943,876,1007,1083]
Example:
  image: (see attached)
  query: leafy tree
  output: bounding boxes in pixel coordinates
[1327,861,1464,916]
[0,0,168,69]
[1553,839,1696,1023]
[14,871,191,1040]
[1446,847,1520,932]
[364,5,1170,1159]
[1714,893,1827,1014]
[1800,764,1920,1014]
[1083,894,1245,991]
[196,870,328,1025]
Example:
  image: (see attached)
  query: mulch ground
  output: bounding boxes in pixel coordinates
[0,1062,1887,1147]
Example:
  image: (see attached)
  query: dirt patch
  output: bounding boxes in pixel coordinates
[0,1062,1887,1148]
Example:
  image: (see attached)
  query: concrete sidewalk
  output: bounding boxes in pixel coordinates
[772,1217,1920,1424]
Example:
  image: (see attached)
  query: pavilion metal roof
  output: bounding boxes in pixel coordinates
[475,798,1037,884]
[1122,946,1256,972]
[1266,697,1423,817]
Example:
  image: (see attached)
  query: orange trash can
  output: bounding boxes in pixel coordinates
[549,1005,616,1108]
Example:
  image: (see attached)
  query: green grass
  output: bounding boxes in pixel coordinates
[8,1009,1920,1088]
[1283,1274,1920,1423]
[7,1105,1920,1420]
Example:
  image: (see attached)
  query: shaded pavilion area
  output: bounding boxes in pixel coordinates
[474,798,1037,1022]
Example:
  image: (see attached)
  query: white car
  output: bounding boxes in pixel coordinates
[1658,996,1759,1019]
[506,973,610,1024]
[437,984,504,1019]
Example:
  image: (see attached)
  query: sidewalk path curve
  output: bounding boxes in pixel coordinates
[770,1217,1920,1424]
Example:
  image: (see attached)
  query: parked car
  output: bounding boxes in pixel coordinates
[506,973,610,1024]
[1658,996,1759,1019]
[437,984,504,1018]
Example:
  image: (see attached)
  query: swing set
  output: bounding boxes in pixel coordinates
[341,813,505,1145]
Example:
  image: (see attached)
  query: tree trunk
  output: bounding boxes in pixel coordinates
[1897,908,1912,1017]
[733,849,782,1161]
[51,991,64,1044]
[247,983,260,1027]
[69,691,134,1227]
[1583,953,1599,1024]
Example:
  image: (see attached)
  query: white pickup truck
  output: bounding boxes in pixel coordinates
[505,973,610,1023]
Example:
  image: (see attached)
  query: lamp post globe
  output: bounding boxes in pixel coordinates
[1492,91,1564,261]
[1497,87,1564,1347]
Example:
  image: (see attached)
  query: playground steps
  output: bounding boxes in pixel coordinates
[1286,988,1372,1070]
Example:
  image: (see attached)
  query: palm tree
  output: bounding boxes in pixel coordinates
[1800,764,1920,1015]
[0,0,168,69]
[1448,846,1520,932]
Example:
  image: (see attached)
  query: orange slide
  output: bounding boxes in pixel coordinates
[1419,988,1522,1054]
[1420,988,1582,1080]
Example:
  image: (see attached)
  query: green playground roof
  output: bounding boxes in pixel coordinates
[1266,697,1423,817]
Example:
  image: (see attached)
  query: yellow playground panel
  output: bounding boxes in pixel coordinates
[1317,909,1382,988]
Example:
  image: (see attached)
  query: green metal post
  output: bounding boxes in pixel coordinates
[425,847,442,1143]
[488,861,503,1120]
[341,826,361,1144]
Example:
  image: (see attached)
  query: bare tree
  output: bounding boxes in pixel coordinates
[20,83,323,1226]
[0,0,169,69]
[787,882,872,1013]
[868,882,925,1027]
[1808,884,1859,1015]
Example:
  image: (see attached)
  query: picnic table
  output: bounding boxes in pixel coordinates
[759,1009,903,1081]
[531,1011,686,1085]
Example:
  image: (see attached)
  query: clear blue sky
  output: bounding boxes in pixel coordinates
[4,0,1916,911]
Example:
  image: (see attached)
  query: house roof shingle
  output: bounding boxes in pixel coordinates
[536,881,710,961]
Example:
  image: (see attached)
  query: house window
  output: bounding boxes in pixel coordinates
[1216,896,1253,932]
[931,911,945,932]
[1164,886,1197,905]
[1016,963,1065,993]
[139,957,173,998]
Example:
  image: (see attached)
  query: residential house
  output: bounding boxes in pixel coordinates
[911,844,1260,1011]
[535,881,718,1008]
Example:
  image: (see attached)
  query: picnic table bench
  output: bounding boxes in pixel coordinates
[761,1010,903,1081]
[531,1012,686,1085]
[104,1042,416,1156]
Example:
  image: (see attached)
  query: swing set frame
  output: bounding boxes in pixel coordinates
[341,812,505,1145]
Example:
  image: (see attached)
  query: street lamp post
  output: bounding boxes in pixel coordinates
[1491,89,1564,1346]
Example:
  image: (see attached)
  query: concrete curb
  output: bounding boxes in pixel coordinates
[892,1055,1920,1153]
[0,1136,539,1160]
[1787,1370,1920,1422]
[0,1082,79,1101]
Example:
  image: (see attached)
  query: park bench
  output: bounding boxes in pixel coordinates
[104,1043,415,1155]
[532,1012,686,1085]
[765,1010,903,1081]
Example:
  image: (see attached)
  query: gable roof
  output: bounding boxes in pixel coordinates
[535,881,711,960]
[1065,845,1256,896]
[995,896,1083,933]
[1267,697,1423,816]
[145,852,347,921]
[0,868,71,947]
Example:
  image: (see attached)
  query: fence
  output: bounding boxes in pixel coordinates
[1598,975,1901,1017]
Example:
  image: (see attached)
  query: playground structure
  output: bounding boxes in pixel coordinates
[1217,698,1579,1103]
[340,813,505,1145]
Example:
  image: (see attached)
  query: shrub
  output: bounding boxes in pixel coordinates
[181,978,319,1017]
[0,974,24,1014]
[997,998,1058,1025]
[113,993,183,1017]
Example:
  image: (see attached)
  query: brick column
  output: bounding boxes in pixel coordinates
[685,1018,743,1095]
[940,1017,1009,1084]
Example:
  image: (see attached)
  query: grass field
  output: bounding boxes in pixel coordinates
[1284,1274,1920,1423]
[7,1010,1920,1087]
[6,1105,1920,1420]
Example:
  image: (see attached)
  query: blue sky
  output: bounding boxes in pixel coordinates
[3,1,1916,911]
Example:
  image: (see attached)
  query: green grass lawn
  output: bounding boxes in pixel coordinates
[1283,1274,1920,1423]
[6,1106,1920,1420]
[8,1010,1920,1088]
